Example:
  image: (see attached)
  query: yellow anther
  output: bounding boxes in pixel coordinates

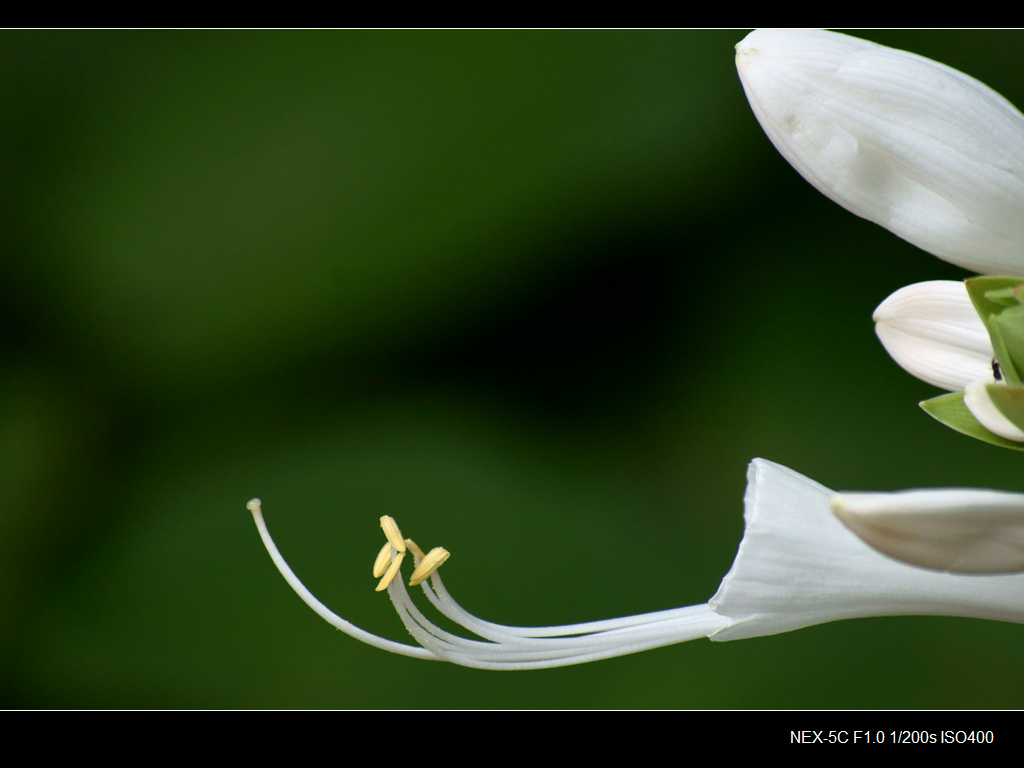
[380,516,406,553]
[372,542,393,578]
[375,550,405,592]
[404,538,426,560]
[409,547,450,587]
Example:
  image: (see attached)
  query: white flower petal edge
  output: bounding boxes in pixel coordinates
[832,488,1024,574]
[873,281,995,391]
[249,459,1024,669]
[964,379,1024,441]
[736,29,1024,276]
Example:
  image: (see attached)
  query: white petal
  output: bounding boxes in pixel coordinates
[873,280,994,390]
[832,489,1024,574]
[736,29,1024,276]
[709,459,1024,640]
[964,379,1024,441]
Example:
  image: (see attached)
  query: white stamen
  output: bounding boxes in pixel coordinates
[247,500,435,661]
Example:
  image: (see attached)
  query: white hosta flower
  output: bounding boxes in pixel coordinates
[736,29,1024,276]
[832,488,1024,574]
[873,280,995,391]
[248,460,1024,670]
[964,379,1024,441]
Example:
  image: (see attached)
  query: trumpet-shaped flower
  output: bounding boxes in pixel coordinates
[736,29,1024,276]
[248,459,1024,670]
[873,280,996,391]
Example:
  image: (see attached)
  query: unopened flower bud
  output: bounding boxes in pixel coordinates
[873,281,994,391]
[736,29,1024,276]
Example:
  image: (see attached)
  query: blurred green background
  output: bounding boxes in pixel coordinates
[3,30,1023,708]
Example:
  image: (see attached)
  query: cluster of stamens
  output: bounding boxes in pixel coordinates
[372,515,450,592]
[248,498,729,670]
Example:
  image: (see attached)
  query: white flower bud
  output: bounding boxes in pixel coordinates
[736,29,1024,276]
[964,379,1024,441]
[832,487,1024,574]
[873,280,995,391]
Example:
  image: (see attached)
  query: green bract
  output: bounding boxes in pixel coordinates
[966,277,1024,385]
[921,392,1024,452]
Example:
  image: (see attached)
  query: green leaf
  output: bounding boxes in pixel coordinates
[966,277,1024,385]
[985,383,1024,432]
[920,392,1024,451]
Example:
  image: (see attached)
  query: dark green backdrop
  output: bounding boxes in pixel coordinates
[2,30,1022,708]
